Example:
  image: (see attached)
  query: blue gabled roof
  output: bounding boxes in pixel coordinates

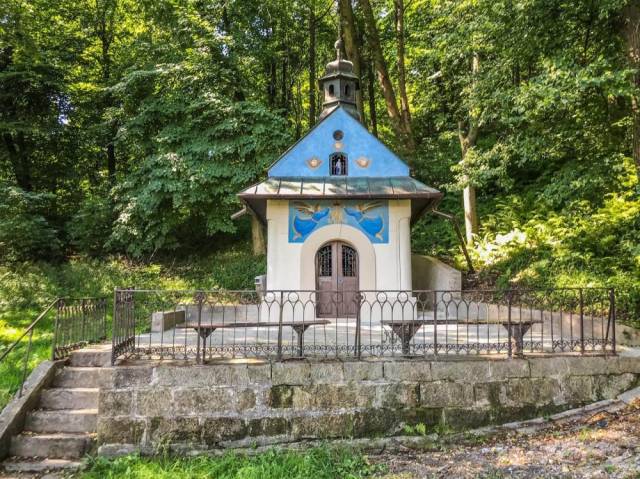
[268,106,410,178]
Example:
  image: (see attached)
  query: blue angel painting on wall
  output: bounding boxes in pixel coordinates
[288,200,389,243]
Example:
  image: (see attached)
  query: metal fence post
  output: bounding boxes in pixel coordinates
[51,299,60,361]
[433,290,438,357]
[111,290,118,365]
[81,298,87,345]
[19,329,34,398]
[507,291,513,359]
[610,288,616,355]
[355,292,362,360]
[277,291,284,361]
[196,292,203,364]
[579,288,585,355]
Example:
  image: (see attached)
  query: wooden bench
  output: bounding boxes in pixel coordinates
[180,320,331,357]
[382,318,543,356]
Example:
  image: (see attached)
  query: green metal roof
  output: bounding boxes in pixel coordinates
[238,176,442,225]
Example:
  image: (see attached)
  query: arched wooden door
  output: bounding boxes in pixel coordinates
[316,241,359,317]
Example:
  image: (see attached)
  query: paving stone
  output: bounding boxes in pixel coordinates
[98,390,133,416]
[173,388,256,414]
[506,377,563,407]
[528,357,570,378]
[489,359,530,379]
[247,417,290,437]
[617,356,640,374]
[384,361,431,382]
[564,356,618,376]
[40,388,98,411]
[271,362,311,385]
[25,410,97,434]
[97,417,144,444]
[420,381,474,408]
[201,417,247,444]
[69,349,112,368]
[10,433,93,459]
[154,365,250,387]
[377,383,420,408]
[560,375,598,404]
[343,361,384,382]
[309,362,344,383]
[2,458,84,474]
[431,361,491,382]
[135,388,173,416]
[112,367,153,388]
[53,367,111,389]
[596,373,637,399]
[247,364,272,384]
[147,416,201,444]
[290,413,354,439]
[474,381,508,408]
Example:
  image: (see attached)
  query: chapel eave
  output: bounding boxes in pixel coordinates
[238,176,443,226]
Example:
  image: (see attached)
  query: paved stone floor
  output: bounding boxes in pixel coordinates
[371,400,640,479]
[134,319,606,358]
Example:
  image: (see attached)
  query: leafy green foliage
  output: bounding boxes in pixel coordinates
[0,0,638,324]
[109,64,290,256]
[0,183,60,261]
[81,448,384,479]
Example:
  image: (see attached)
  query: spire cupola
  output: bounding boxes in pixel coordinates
[318,37,360,121]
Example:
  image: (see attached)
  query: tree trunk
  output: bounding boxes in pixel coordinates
[459,54,481,245]
[366,58,378,137]
[623,3,640,181]
[268,60,277,106]
[360,0,406,143]
[3,132,32,191]
[97,0,117,180]
[308,5,316,126]
[338,0,365,123]
[251,215,266,256]
[394,0,413,142]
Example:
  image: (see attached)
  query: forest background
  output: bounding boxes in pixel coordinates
[1,0,639,325]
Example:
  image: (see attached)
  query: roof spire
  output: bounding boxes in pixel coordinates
[317,25,360,122]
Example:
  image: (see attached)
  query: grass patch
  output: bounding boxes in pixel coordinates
[0,248,266,410]
[80,448,384,479]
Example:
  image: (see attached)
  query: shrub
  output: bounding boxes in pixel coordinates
[0,183,60,262]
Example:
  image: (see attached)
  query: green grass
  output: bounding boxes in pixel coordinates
[0,248,266,410]
[79,448,385,479]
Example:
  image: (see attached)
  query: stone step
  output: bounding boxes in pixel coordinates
[69,347,112,368]
[53,367,109,389]
[39,388,99,410]
[25,409,98,434]
[1,458,84,474]
[9,433,94,459]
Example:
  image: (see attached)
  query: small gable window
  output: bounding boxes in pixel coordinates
[330,153,347,176]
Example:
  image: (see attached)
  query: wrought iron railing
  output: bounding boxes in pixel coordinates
[111,287,616,364]
[0,297,107,400]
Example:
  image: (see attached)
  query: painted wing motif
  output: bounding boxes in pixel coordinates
[357,202,382,214]
[293,202,318,216]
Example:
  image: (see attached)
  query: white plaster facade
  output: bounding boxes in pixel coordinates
[265,199,412,292]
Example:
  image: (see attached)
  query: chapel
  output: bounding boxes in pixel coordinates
[238,39,443,316]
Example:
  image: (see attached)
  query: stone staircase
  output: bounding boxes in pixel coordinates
[1,346,111,477]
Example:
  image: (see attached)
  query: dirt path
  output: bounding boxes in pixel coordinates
[372,402,640,478]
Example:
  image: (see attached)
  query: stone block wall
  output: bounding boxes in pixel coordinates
[96,356,640,455]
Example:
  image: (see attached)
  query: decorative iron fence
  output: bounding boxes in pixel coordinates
[111,288,616,364]
[52,298,108,360]
[0,297,108,400]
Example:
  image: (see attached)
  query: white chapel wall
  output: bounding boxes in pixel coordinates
[265,199,412,292]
